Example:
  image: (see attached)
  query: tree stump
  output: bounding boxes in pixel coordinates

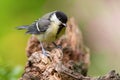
[19,18,120,80]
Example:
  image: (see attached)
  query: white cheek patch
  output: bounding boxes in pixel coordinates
[50,13,61,25]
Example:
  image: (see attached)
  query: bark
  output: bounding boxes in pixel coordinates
[19,18,120,80]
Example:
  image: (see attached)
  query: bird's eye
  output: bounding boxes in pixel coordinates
[58,17,61,20]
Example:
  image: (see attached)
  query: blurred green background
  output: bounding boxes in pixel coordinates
[0,0,120,79]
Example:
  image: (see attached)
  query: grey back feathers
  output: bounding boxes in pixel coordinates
[40,11,55,20]
[17,19,50,34]
[17,11,52,34]
[35,19,50,33]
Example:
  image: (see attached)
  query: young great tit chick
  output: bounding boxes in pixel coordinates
[17,11,68,56]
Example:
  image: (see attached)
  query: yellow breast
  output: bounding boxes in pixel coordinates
[37,22,59,43]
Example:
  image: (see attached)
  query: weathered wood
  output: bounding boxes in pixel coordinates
[19,18,120,80]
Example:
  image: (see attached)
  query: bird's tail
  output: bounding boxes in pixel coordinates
[16,25,29,30]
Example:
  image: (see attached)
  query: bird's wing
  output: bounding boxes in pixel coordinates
[26,19,50,34]
[37,19,50,32]
[18,11,56,34]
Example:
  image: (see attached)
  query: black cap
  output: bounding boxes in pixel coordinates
[55,11,68,24]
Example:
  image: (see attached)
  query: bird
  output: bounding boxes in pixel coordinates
[17,11,68,56]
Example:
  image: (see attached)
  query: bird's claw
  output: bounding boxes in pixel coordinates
[52,42,62,49]
[42,50,50,57]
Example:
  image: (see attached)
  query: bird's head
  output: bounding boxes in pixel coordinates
[50,11,68,27]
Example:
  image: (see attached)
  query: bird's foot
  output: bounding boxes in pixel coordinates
[40,42,51,57]
[56,45,62,49]
[41,48,52,61]
[42,50,50,57]
[52,42,62,49]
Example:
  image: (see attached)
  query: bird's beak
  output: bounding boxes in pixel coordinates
[62,23,66,27]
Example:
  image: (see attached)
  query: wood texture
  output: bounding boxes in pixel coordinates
[19,18,120,80]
